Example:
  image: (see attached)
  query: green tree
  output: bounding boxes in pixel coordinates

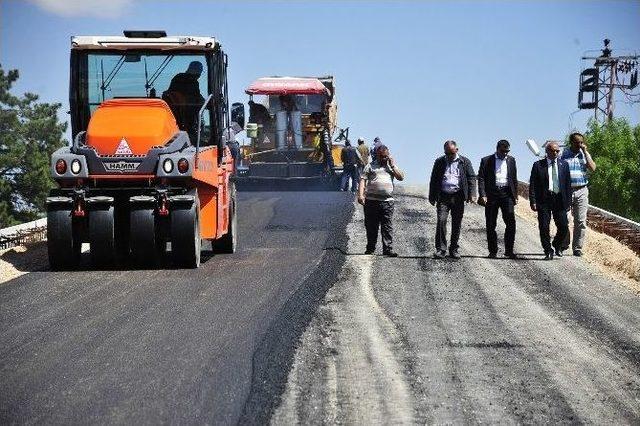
[0,65,67,227]
[584,117,640,222]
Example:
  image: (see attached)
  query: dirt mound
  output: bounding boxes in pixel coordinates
[0,242,49,284]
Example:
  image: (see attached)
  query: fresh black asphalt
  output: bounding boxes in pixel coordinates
[0,191,353,424]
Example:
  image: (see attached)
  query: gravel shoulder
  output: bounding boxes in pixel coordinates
[272,185,640,424]
[0,243,49,284]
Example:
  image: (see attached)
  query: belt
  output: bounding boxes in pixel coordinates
[572,184,588,190]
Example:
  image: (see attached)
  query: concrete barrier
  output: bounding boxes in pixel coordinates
[0,218,47,249]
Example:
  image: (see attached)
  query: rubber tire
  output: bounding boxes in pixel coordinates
[171,194,201,268]
[114,202,130,261]
[89,206,117,267]
[212,189,237,254]
[130,207,165,268]
[47,208,81,270]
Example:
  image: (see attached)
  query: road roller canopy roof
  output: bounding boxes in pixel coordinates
[71,31,219,51]
[245,77,330,96]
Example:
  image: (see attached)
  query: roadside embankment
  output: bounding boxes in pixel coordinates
[0,242,48,283]
[514,197,640,293]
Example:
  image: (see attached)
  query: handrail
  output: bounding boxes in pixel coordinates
[196,94,213,159]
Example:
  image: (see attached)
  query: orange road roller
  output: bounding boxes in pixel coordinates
[47,31,245,269]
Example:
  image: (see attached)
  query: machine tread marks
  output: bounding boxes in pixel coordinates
[47,207,81,270]
[171,190,201,268]
[89,205,117,267]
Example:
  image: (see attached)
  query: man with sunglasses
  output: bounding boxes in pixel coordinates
[529,141,572,260]
[478,140,518,259]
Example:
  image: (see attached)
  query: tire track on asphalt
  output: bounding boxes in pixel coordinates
[465,258,640,422]
[346,252,414,424]
[411,237,582,423]
[272,203,416,425]
[238,195,354,425]
[403,187,639,422]
[271,186,640,424]
[370,189,584,422]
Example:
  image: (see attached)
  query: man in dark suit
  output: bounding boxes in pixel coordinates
[529,141,572,260]
[478,140,518,259]
[428,140,477,259]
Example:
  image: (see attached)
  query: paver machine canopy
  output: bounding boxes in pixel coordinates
[47,31,243,269]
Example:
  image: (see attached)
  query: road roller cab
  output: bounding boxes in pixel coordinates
[47,31,243,269]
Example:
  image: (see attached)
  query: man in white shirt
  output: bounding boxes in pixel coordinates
[478,140,518,258]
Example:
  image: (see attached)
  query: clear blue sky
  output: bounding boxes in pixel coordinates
[1,0,639,184]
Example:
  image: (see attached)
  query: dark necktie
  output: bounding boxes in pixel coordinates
[552,161,560,194]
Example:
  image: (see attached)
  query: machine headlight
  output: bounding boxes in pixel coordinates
[177,158,189,174]
[55,159,67,175]
[163,158,174,174]
[70,159,82,174]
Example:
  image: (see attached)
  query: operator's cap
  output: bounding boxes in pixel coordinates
[187,61,204,75]
[374,137,381,143]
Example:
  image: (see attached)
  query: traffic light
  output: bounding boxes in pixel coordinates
[630,70,638,90]
[580,68,599,92]
[578,68,599,109]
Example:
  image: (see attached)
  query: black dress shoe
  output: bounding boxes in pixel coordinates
[573,249,583,257]
[364,249,375,255]
[544,251,554,260]
[488,252,497,259]
[449,250,461,259]
[383,251,398,257]
[433,251,446,259]
[504,252,519,259]
[555,249,564,257]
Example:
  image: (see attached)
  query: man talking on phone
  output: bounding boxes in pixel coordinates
[358,144,404,256]
[560,132,596,257]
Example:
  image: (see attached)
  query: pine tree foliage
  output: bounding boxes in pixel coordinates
[0,65,67,227]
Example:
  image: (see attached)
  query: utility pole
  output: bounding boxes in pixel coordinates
[578,39,639,123]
